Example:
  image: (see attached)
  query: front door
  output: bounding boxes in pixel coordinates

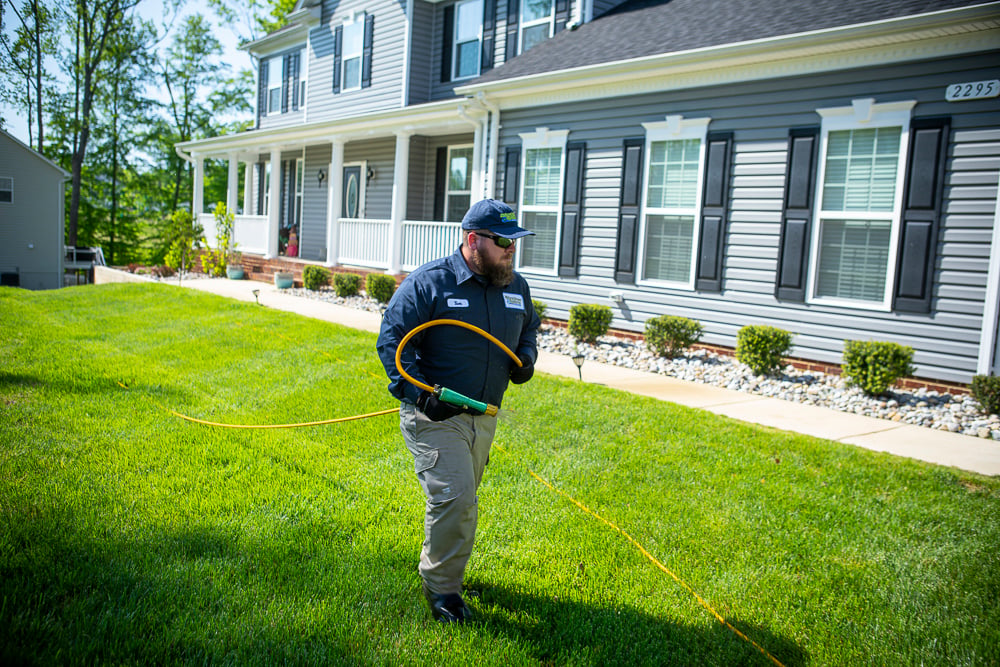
[342,165,362,218]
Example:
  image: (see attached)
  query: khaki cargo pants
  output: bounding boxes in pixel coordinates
[399,402,497,595]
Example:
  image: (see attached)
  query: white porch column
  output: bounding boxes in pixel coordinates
[471,122,484,202]
[326,139,345,267]
[226,152,239,215]
[389,131,412,275]
[267,147,282,258]
[243,162,254,214]
[192,153,204,216]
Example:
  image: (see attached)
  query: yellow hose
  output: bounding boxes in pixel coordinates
[393,318,522,394]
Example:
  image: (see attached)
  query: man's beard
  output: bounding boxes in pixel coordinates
[472,246,514,286]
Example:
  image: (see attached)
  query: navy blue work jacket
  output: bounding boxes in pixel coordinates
[376,246,540,408]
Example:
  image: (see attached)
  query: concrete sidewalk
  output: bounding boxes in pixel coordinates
[166,274,1000,477]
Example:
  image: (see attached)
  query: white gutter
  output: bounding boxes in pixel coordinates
[978,183,1000,376]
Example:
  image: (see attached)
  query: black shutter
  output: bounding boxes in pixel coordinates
[361,14,374,88]
[554,0,570,33]
[481,0,496,72]
[505,0,519,60]
[332,26,342,93]
[894,116,950,313]
[695,132,732,292]
[290,52,301,111]
[559,142,586,276]
[257,60,268,122]
[503,146,520,204]
[256,162,265,215]
[441,5,454,83]
[775,127,820,302]
[281,54,290,113]
[614,138,644,284]
[434,146,448,220]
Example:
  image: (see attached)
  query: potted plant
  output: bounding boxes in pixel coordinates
[274,271,294,289]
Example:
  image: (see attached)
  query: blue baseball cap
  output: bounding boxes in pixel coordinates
[461,199,534,239]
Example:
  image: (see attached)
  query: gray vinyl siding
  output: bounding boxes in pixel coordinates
[304,0,407,123]
[345,137,397,220]
[409,1,436,105]
[498,53,999,383]
[301,144,332,262]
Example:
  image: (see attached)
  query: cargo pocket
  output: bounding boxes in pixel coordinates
[414,449,439,475]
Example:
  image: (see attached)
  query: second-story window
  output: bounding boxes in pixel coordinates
[453,0,483,80]
[520,0,553,54]
[342,14,365,91]
[267,56,282,113]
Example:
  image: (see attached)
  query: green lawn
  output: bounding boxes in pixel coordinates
[1,283,998,666]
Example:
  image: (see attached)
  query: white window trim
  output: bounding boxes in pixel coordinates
[636,115,711,290]
[266,55,282,115]
[446,144,474,221]
[452,0,483,81]
[806,98,916,311]
[341,12,366,93]
[519,0,553,55]
[294,156,305,228]
[299,47,309,117]
[517,127,568,276]
[342,161,368,219]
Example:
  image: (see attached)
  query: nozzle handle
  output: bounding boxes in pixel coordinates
[435,386,499,417]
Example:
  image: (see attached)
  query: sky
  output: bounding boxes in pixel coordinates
[0,0,253,147]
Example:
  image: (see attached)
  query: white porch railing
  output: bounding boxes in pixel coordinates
[199,213,268,256]
[402,220,462,271]
[337,218,392,269]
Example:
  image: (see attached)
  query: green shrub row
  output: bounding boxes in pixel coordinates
[736,325,794,377]
[366,273,397,303]
[303,266,331,291]
[333,272,361,297]
[568,304,614,344]
[841,340,915,397]
[971,375,1000,415]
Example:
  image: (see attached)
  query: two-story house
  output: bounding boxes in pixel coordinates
[177,0,1000,385]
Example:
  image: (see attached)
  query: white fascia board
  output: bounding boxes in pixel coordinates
[240,7,321,55]
[177,101,476,159]
[457,3,1000,108]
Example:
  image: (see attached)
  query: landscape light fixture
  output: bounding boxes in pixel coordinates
[572,351,585,381]
[252,289,260,305]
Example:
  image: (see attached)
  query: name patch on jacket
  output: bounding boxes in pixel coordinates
[503,293,525,310]
[447,298,470,308]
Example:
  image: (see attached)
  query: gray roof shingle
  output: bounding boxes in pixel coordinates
[471,0,995,84]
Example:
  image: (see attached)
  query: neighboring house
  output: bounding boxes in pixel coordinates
[0,128,69,290]
[177,0,1000,384]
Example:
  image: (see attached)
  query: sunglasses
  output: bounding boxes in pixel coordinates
[474,232,516,248]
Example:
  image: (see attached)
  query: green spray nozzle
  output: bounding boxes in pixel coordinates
[434,386,499,417]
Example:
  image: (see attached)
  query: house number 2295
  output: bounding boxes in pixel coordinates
[946,80,1000,102]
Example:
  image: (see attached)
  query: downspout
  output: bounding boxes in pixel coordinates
[977,182,1000,376]
[476,92,500,200]
[401,0,413,108]
[457,103,486,200]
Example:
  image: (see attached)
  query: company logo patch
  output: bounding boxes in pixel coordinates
[500,211,518,223]
[503,293,525,310]
[447,298,470,308]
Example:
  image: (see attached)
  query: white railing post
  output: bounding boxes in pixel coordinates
[226,152,239,216]
[193,153,204,216]
[243,162,253,214]
[327,139,345,267]
[389,131,412,275]
[267,147,281,258]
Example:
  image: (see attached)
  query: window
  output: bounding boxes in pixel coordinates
[638,116,709,287]
[342,14,365,91]
[518,128,567,272]
[446,146,474,221]
[809,99,915,309]
[0,177,11,203]
[520,0,553,54]
[267,56,281,113]
[453,0,483,79]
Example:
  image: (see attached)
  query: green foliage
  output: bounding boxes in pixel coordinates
[163,210,201,275]
[333,272,361,297]
[645,314,704,358]
[365,273,397,303]
[736,324,793,376]
[568,303,613,344]
[198,203,238,277]
[532,299,547,321]
[971,375,1000,415]
[842,340,916,396]
[302,265,331,291]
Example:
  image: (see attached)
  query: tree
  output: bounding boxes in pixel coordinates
[0,0,58,150]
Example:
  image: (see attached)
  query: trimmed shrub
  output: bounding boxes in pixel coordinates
[736,324,793,376]
[569,304,613,344]
[302,265,331,291]
[842,340,916,396]
[645,314,704,358]
[971,375,1000,416]
[333,272,361,297]
[366,273,397,303]
[532,299,547,322]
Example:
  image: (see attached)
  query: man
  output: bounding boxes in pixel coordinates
[376,199,541,623]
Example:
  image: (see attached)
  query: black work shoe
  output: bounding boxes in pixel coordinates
[423,584,473,624]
